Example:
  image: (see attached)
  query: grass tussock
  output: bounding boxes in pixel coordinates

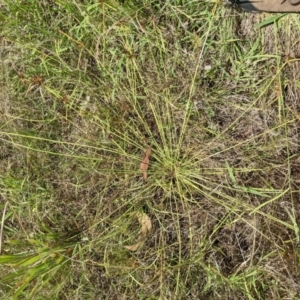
[1,0,300,299]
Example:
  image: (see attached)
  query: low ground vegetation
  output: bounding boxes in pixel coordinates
[1,1,300,299]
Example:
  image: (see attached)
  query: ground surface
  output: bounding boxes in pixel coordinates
[1,1,300,299]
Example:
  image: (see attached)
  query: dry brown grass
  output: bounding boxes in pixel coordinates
[1,1,300,299]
